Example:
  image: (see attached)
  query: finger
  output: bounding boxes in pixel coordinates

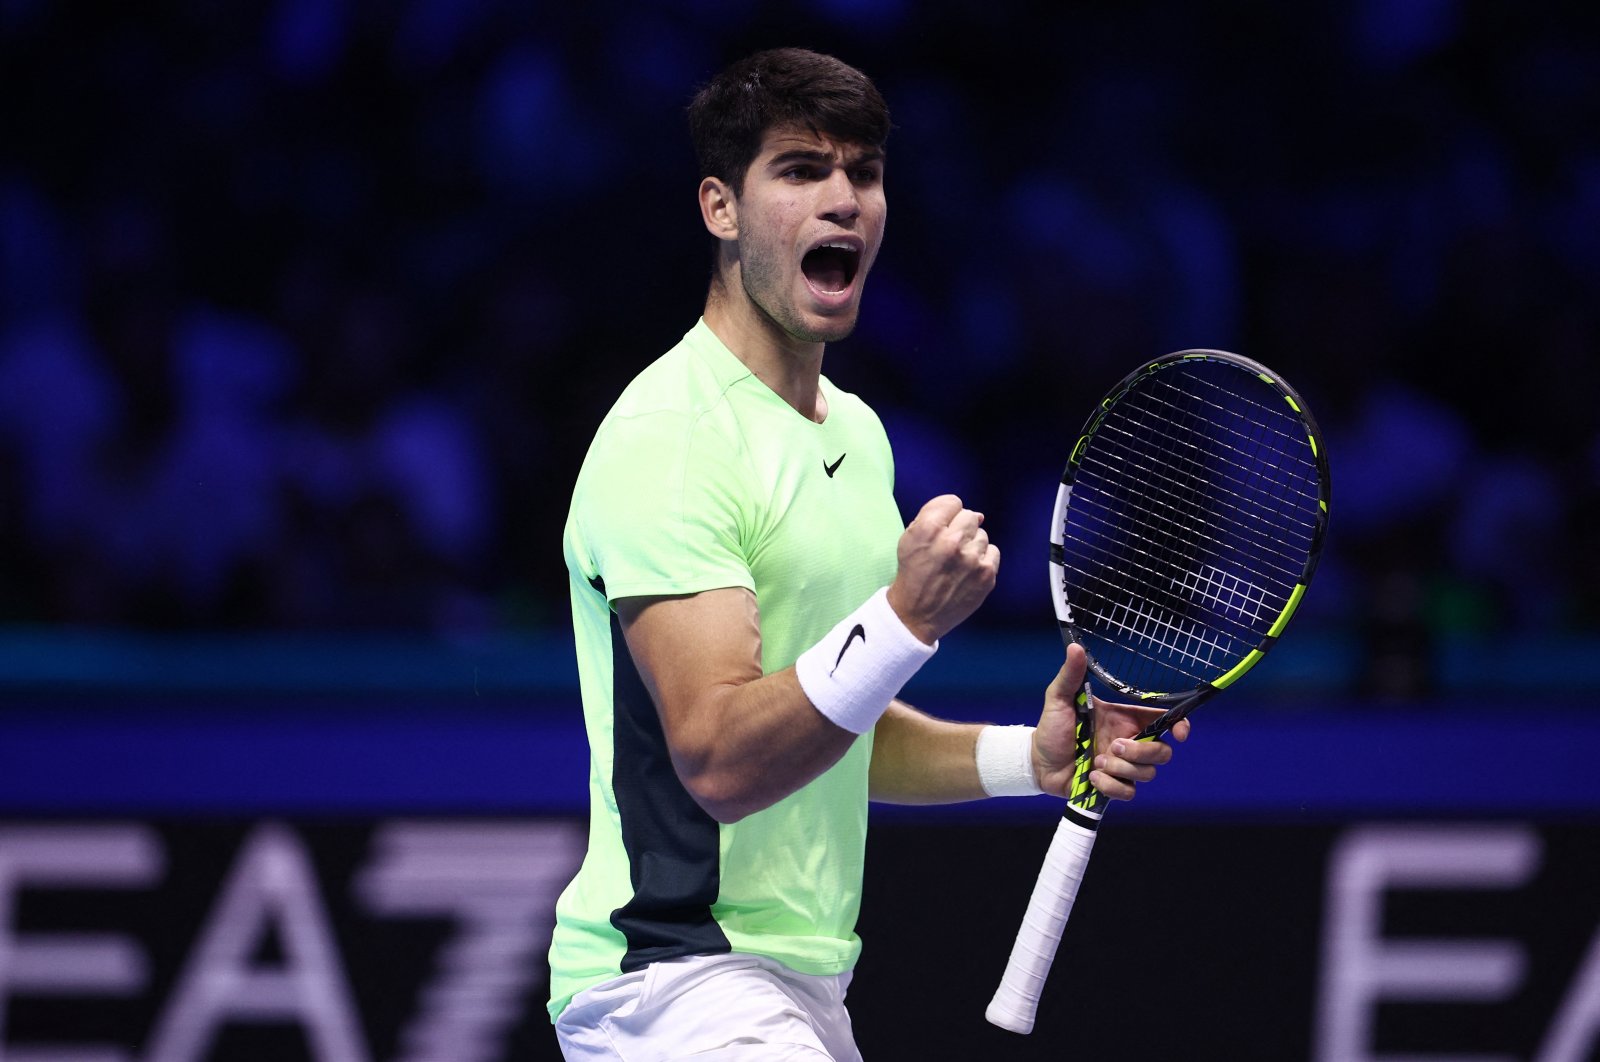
[960,524,990,557]
[1088,769,1136,802]
[1097,699,1169,728]
[1106,736,1173,767]
[1088,747,1156,785]
[1170,718,1192,743]
[914,494,963,528]
[942,509,986,546]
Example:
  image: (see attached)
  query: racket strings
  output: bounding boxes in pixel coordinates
[1081,584,1238,675]
[1095,390,1320,560]
[1147,370,1316,468]
[1076,440,1310,620]
[1058,501,1285,646]
[1134,385,1321,550]
[1074,440,1312,582]
[1060,507,1276,686]
[1070,431,1317,592]
[1093,381,1319,557]
[1059,555,1256,682]
[1058,362,1324,694]
[1132,373,1319,498]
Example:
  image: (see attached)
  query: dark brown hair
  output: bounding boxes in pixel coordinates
[688,48,891,194]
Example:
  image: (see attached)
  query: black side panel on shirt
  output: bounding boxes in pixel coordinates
[606,608,731,970]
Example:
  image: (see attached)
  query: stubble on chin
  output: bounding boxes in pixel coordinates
[728,238,866,346]
[787,314,858,345]
[743,278,862,346]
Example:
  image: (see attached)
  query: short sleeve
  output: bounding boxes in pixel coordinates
[569,408,755,603]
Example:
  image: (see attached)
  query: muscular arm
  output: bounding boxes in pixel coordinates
[621,590,1184,819]
[617,586,858,824]
[621,598,995,818]
[617,494,1000,824]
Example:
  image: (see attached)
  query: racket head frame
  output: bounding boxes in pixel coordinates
[1049,348,1331,740]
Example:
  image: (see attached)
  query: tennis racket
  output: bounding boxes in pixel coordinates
[985,349,1331,1034]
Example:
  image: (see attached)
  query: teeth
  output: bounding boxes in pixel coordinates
[817,241,859,253]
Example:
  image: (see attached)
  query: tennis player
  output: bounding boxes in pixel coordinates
[549,48,1188,1060]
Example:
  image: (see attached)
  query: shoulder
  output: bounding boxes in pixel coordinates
[565,329,760,598]
[598,325,754,435]
[572,327,763,509]
[578,349,709,467]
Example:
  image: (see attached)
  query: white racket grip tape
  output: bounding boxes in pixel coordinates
[985,814,1100,1034]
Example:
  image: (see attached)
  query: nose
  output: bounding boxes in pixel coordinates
[819,170,860,222]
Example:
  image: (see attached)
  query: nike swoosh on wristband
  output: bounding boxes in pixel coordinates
[830,624,865,676]
[824,453,847,478]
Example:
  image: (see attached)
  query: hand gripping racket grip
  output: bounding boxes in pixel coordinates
[985,812,1100,1034]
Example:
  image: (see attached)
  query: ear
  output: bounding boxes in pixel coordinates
[699,176,739,241]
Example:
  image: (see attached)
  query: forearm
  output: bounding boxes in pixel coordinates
[671,667,860,823]
[868,700,988,805]
[624,585,935,822]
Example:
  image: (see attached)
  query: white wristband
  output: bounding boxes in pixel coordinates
[794,587,937,734]
[976,724,1042,797]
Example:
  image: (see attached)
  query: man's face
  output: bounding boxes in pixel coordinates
[729,125,886,345]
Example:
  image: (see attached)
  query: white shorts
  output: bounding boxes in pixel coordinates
[554,952,863,1061]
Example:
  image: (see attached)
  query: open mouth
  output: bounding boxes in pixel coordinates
[801,241,861,295]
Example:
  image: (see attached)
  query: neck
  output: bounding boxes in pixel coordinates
[703,275,827,423]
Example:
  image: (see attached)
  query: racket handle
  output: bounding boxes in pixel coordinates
[985,813,1100,1034]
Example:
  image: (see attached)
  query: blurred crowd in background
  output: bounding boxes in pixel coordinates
[2,2,1598,695]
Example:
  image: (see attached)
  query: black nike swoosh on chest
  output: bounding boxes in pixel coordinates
[823,453,847,478]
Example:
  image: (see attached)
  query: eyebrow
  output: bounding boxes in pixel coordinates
[765,146,885,170]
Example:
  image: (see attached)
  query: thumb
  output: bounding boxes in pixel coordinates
[1043,643,1089,722]
[1049,642,1088,698]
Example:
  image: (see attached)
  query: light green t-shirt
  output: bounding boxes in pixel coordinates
[548,320,904,1019]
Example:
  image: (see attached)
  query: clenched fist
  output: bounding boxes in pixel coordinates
[885,494,1001,645]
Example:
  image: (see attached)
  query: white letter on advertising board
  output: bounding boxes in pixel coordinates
[1314,824,1539,1062]
[144,823,368,1062]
